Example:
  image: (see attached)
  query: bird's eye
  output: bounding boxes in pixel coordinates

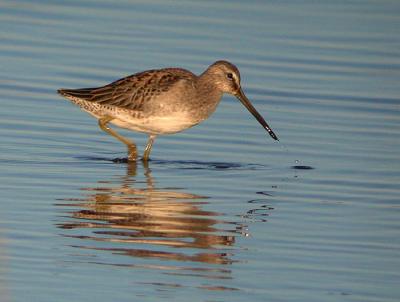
[226,72,233,80]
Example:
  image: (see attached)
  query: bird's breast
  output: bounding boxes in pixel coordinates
[110,110,200,135]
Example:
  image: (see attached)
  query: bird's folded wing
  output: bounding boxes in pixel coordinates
[58,69,189,111]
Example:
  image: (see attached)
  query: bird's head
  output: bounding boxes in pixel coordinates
[205,60,279,141]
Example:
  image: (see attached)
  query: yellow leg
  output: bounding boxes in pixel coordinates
[142,134,156,162]
[98,116,138,161]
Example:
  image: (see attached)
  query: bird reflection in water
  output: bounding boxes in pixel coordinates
[56,162,249,274]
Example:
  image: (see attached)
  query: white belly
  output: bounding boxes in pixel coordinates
[77,100,200,135]
[110,114,198,135]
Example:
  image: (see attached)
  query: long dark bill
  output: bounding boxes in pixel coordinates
[235,88,279,141]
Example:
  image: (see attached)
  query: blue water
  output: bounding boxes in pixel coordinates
[1,1,400,301]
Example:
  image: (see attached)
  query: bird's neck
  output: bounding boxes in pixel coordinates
[196,70,222,100]
[190,72,223,123]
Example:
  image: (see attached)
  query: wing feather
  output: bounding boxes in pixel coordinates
[58,68,194,111]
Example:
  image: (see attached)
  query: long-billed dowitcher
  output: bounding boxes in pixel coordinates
[58,60,278,161]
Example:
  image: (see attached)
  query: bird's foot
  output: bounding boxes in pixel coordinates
[127,146,138,161]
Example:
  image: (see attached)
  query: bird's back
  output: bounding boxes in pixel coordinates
[58,67,197,112]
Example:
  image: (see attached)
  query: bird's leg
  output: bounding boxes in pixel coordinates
[98,116,138,161]
[142,134,156,162]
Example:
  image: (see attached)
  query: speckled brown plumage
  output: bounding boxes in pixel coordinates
[58,60,278,161]
[58,68,194,111]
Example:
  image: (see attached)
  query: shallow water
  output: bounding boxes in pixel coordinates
[1,1,400,301]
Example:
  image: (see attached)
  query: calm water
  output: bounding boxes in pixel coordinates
[1,1,400,301]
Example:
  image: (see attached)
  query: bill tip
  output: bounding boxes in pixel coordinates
[266,128,279,141]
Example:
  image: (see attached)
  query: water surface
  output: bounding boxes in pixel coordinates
[1,1,400,301]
